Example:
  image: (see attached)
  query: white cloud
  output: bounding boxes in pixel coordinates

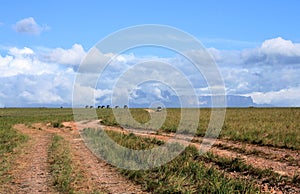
[0,47,59,77]
[72,83,112,106]
[13,17,49,35]
[246,86,300,106]
[9,47,34,56]
[0,71,75,107]
[260,37,300,56]
[0,45,79,107]
[207,37,300,104]
[1,37,300,107]
[241,37,300,66]
[19,90,63,104]
[44,44,86,66]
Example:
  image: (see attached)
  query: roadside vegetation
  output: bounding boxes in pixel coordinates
[0,107,299,193]
[48,134,76,193]
[0,108,73,186]
[96,108,300,150]
[82,129,260,193]
[48,134,103,194]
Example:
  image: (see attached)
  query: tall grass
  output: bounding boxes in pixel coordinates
[48,135,75,193]
[1,108,299,192]
[82,129,259,193]
[0,108,74,185]
[221,108,300,149]
[96,108,300,149]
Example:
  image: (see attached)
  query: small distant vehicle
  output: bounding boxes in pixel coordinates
[156,106,162,112]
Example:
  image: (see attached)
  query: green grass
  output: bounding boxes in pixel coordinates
[48,134,76,193]
[0,107,299,193]
[221,108,300,149]
[0,108,74,186]
[81,129,259,193]
[81,128,173,170]
[96,108,300,149]
[202,152,281,181]
[122,146,260,193]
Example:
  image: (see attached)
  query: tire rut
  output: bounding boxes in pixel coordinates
[6,122,149,194]
[67,120,299,193]
[5,124,57,194]
[57,128,148,193]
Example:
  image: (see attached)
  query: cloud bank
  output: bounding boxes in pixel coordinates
[208,37,300,106]
[0,37,300,107]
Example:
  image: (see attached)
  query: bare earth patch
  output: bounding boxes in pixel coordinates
[143,109,155,113]
[3,124,57,194]
[59,122,148,193]
[4,120,299,193]
[3,122,148,194]
[67,120,299,193]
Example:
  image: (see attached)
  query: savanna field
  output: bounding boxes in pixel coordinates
[0,108,299,193]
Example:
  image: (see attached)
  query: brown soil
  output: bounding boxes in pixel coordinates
[58,122,147,193]
[97,122,300,178]
[143,109,155,113]
[3,122,147,194]
[2,124,57,194]
[67,120,300,193]
[4,120,299,194]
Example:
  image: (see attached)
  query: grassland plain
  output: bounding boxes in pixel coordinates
[97,108,300,150]
[83,121,299,193]
[82,128,260,193]
[0,108,299,193]
[0,108,74,188]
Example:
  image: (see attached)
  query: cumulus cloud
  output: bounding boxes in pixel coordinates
[43,44,86,66]
[260,37,300,56]
[9,47,34,56]
[73,83,112,106]
[241,37,300,66]
[208,37,300,106]
[0,45,78,107]
[0,47,59,77]
[0,72,75,107]
[246,86,300,106]
[13,17,49,35]
[1,37,300,107]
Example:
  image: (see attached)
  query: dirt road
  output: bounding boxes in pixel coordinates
[3,120,299,193]
[67,120,300,193]
[3,124,57,193]
[72,120,299,178]
[3,122,147,194]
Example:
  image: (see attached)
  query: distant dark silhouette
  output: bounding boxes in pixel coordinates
[115,106,119,109]
[106,105,110,109]
[156,106,162,112]
[124,105,128,109]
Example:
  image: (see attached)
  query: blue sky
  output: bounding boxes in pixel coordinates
[1,1,300,107]
[1,0,300,49]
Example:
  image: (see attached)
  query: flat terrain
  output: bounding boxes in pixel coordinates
[74,120,300,193]
[0,108,299,193]
[2,122,147,194]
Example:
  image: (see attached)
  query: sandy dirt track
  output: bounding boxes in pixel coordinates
[2,120,299,193]
[2,122,147,194]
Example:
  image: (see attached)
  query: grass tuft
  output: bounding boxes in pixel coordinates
[48,134,75,193]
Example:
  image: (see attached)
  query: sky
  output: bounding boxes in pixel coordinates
[1,0,300,107]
